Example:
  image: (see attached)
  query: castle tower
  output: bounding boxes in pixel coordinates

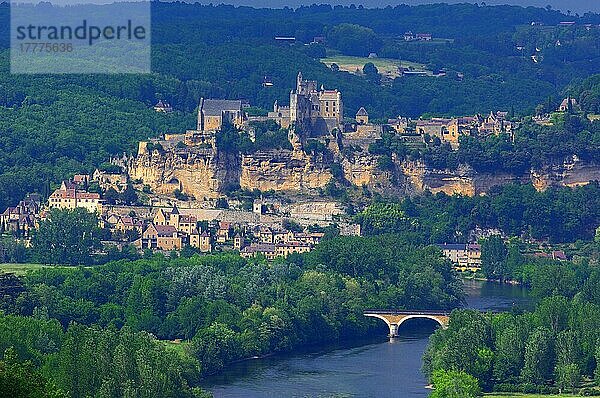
[290,90,298,125]
[296,72,303,92]
[197,98,205,131]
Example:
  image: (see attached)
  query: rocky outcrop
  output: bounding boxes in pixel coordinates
[341,153,382,187]
[125,139,600,200]
[126,146,240,199]
[401,157,600,196]
[531,157,600,191]
[240,150,333,192]
[402,161,477,196]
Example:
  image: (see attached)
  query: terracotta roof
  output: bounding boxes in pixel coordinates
[155,225,178,237]
[50,189,100,200]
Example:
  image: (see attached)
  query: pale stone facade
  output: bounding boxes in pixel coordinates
[48,182,103,214]
[289,72,343,135]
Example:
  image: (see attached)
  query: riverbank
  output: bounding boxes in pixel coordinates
[459,273,523,286]
[205,280,533,397]
[486,394,579,398]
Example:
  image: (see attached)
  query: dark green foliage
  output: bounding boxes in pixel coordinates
[282,219,302,233]
[357,183,600,244]
[248,120,293,152]
[0,67,193,210]
[303,139,328,156]
[326,24,382,57]
[425,256,600,393]
[355,202,413,236]
[362,62,381,84]
[120,183,139,206]
[0,316,201,398]
[7,237,462,380]
[571,74,600,113]
[31,208,102,266]
[0,3,599,211]
[0,347,68,398]
[368,130,408,159]
[415,116,600,175]
[481,236,508,282]
[430,369,482,398]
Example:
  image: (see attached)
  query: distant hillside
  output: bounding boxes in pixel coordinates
[187,0,600,14]
[0,2,599,210]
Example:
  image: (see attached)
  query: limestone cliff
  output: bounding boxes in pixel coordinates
[124,139,600,200]
[401,158,600,196]
[126,145,239,199]
[240,149,333,192]
[531,157,600,191]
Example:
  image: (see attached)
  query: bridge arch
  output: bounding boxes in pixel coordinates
[364,313,394,328]
[364,311,450,338]
[396,314,446,329]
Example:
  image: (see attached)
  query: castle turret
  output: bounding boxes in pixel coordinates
[356,107,369,124]
[197,97,205,130]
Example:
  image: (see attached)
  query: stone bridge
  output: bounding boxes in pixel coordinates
[364,310,451,337]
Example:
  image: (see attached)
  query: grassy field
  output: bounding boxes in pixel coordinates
[0,263,80,275]
[321,55,429,79]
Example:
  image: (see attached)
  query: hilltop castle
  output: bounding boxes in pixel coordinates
[270,72,343,136]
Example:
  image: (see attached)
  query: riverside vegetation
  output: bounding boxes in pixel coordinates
[1,185,599,397]
[1,2,600,397]
[424,240,600,397]
[0,235,463,397]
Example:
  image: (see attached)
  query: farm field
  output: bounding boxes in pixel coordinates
[320,55,431,79]
[0,263,79,275]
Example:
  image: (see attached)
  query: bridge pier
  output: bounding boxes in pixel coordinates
[388,323,398,338]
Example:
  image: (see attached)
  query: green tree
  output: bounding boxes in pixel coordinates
[363,62,381,84]
[521,327,555,384]
[31,208,101,265]
[326,23,381,56]
[430,369,481,398]
[120,183,138,205]
[481,236,508,281]
[555,363,580,393]
[0,347,68,398]
[191,322,239,375]
[423,310,493,387]
[493,320,526,382]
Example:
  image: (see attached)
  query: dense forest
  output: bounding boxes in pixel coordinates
[356,182,600,244]
[0,235,463,397]
[1,2,600,209]
[424,242,600,396]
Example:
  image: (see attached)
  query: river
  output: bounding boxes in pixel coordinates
[204,280,533,398]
